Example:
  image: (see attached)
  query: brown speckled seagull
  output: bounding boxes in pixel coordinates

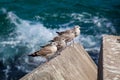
[49,36,66,54]
[28,42,58,61]
[56,25,80,46]
[73,25,80,37]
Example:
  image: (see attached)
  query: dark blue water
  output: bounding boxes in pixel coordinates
[0,0,120,80]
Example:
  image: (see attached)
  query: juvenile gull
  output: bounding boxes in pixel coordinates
[49,36,64,42]
[56,29,75,43]
[49,36,66,54]
[73,25,80,37]
[56,25,80,37]
[56,38,66,54]
[60,31,76,43]
[56,25,80,44]
[28,42,58,61]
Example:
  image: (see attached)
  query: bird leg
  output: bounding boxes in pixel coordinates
[45,56,49,64]
[66,42,68,46]
[57,51,61,55]
[70,39,74,47]
[73,39,75,47]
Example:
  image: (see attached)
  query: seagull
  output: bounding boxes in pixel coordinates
[56,38,66,54]
[49,36,66,54]
[55,31,75,47]
[56,38,66,50]
[28,42,58,61]
[49,36,64,42]
[56,30,75,42]
[73,25,80,37]
[56,25,80,40]
[59,31,76,45]
[56,25,80,47]
[56,25,80,37]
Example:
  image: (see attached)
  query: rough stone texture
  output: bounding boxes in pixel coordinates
[20,43,97,80]
[98,35,120,80]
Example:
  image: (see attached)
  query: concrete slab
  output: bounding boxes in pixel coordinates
[98,35,120,80]
[20,43,97,80]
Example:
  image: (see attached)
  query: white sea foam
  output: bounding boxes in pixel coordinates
[70,12,116,34]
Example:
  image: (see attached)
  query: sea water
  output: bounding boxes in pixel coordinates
[0,0,120,80]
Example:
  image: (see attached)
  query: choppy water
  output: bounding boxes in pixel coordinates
[0,0,120,80]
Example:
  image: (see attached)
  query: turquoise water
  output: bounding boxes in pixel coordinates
[0,0,120,80]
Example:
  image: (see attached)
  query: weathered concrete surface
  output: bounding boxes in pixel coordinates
[20,43,97,80]
[98,35,120,80]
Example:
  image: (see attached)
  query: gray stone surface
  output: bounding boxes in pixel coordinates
[20,43,97,80]
[98,35,120,80]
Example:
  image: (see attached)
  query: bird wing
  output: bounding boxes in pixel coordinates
[53,36,61,41]
[28,47,52,57]
[56,30,71,35]
[40,44,51,48]
[39,47,52,55]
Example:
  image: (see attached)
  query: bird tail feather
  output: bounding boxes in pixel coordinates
[28,51,39,57]
[49,40,54,42]
[56,32,61,35]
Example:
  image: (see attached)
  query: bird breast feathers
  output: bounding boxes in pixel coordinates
[46,46,57,52]
[39,46,57,54]
[75,29,80,36]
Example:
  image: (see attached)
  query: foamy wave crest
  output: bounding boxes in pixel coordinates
[5,12,57,60]
[7,12,56,48]
[71,12,116,34]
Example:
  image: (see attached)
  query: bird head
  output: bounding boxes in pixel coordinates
[61,38,66,42]
[74,25,80,29]
[51,42,58,46]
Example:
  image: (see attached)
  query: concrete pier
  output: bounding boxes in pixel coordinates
[20,43,97,80]
[98,35,120,80]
